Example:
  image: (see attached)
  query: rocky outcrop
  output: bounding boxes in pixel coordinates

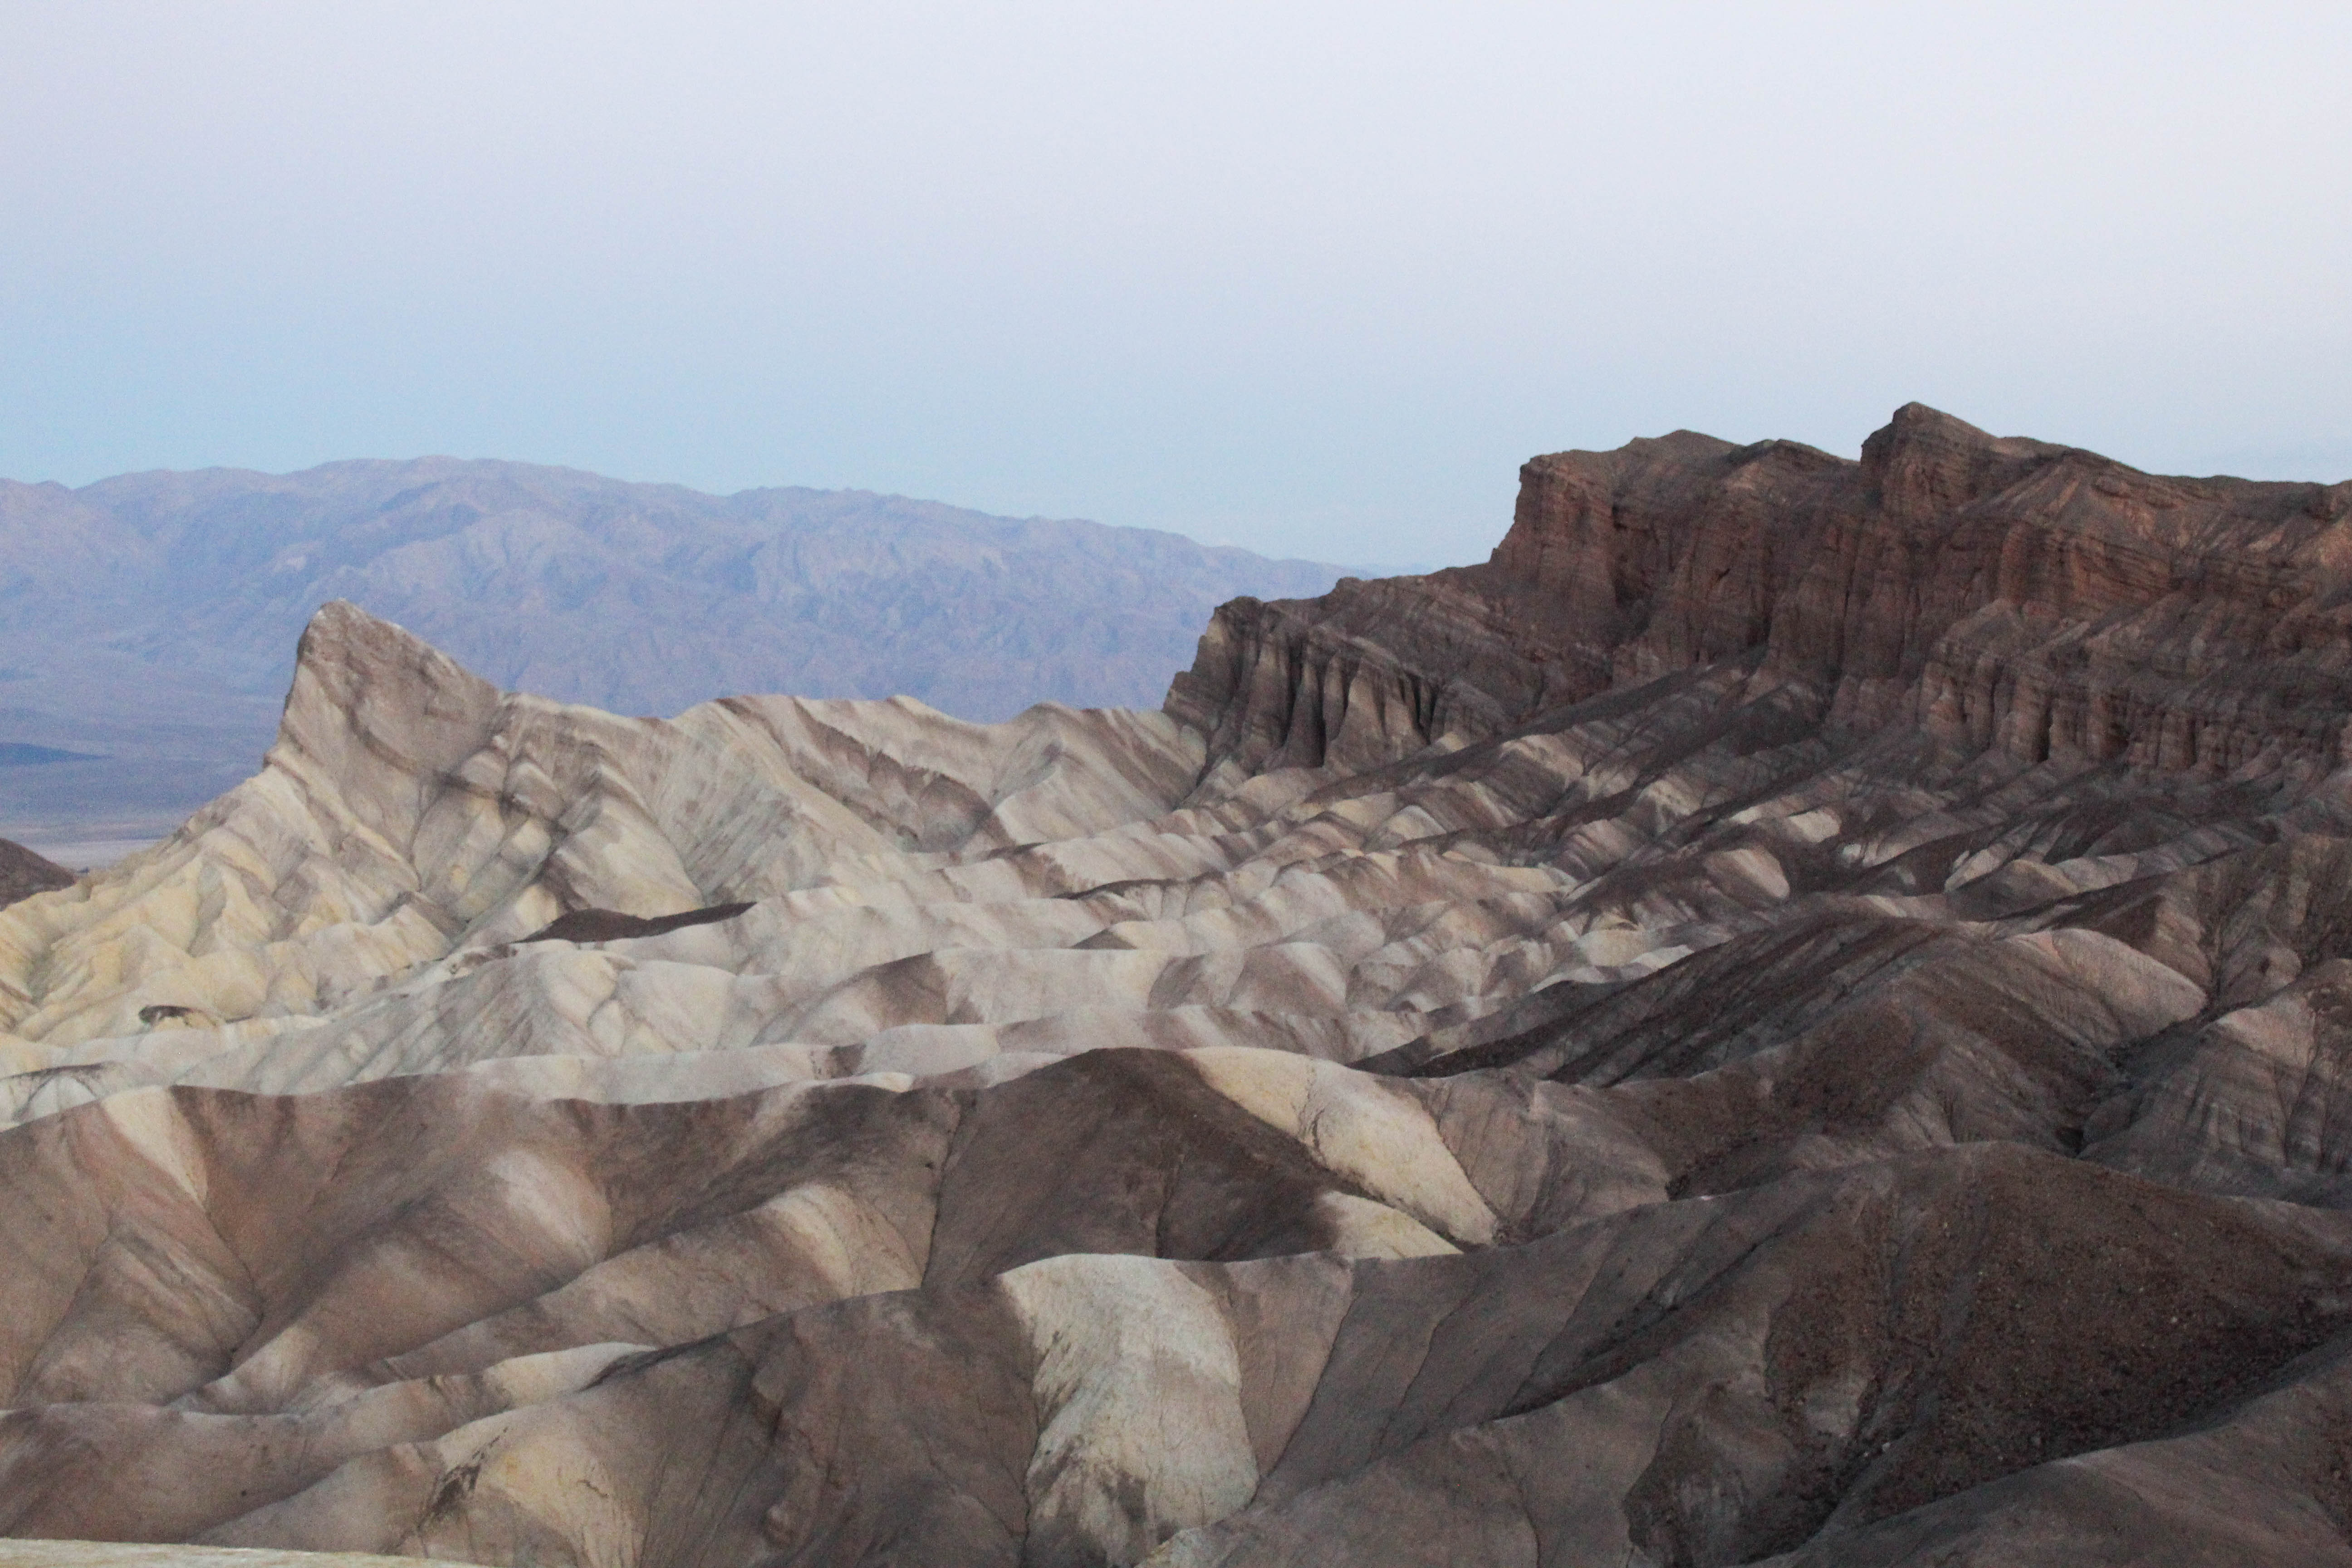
[11,411,2352,1566]
[0,838,72,909]
[1173,403,2352,780]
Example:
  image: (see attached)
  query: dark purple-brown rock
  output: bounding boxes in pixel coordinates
[0,837,72,908]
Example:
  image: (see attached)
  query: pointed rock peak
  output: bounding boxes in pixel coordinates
[279,601,503,772]
[299,597,394,647]
[1860,403,2058,518]
[294,600,485,687]
[1861,403,1998,468]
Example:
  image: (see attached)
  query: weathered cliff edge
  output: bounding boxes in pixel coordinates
[1173,402,2352,779]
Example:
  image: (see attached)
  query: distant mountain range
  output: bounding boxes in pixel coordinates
[0,459,1362,848]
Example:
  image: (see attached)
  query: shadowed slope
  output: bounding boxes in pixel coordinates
[0,839,72,910]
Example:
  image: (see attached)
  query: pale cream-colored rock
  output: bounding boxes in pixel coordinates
[1000,1254,1262,1567]
[1307,1192,1459,1259]
[1188,1048,1497,1245]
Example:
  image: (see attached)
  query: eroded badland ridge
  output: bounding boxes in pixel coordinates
[0,462,1351,849]
[5,406,2352,1565]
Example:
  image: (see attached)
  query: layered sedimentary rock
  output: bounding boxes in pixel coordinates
[6,407,2352,1565]
[1172,402,2352,778]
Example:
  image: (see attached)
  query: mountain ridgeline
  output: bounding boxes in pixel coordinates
[4,407,2352,1565]
[0,461,1352,844]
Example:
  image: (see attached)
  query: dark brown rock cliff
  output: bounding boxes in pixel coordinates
[1171,403,2352,780]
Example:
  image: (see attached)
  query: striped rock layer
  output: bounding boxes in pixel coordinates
[6,407,2352,1566]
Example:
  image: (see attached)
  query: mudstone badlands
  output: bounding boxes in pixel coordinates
[6,404,2352,1566]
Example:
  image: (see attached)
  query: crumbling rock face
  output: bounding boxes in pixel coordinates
[7,407,2352,1566]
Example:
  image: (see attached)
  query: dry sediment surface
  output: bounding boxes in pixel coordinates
[5,406,2352,1564]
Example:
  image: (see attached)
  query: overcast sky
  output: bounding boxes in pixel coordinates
[4,2,2347,565]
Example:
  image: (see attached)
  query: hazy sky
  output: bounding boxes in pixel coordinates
[5,3,2347,565]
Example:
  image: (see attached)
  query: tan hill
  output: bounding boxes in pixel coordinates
[0,462,1352,848]
[4,407,2352,1565]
